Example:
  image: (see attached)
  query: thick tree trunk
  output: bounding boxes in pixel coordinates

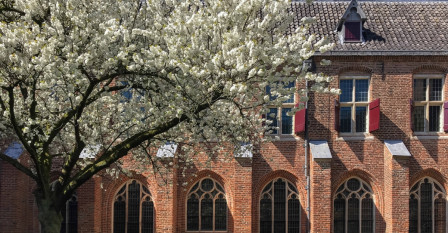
[36,197,63,233]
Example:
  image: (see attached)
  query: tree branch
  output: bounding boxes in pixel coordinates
[62,89,225,195]
[0,152,37,181]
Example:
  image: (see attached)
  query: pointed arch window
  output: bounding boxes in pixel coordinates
[259,178,301,233]
[409,177,447,233]
[113,180,154,233]
[186,178,227,232]
[333,178,374,233]
[60,194,78,233]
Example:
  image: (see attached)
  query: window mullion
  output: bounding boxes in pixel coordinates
[353,79,357,133]
[432,182,435,233]
[140,188,142,233]
[125,184,129,233]
[345,194,349,233]
[278,107,282,135]
[426,80,430,132]
[272,188,275,233]
[419,186,421,233]
[213,195,215,231]
[359,196,362,233]
[286,185,289,233]
[352,103,356,133]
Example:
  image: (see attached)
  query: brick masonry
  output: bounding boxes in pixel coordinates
[1,55,448,233]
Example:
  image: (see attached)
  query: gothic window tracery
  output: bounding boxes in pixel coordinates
[409,177,446,233]
[186,178,227,232]
[113,180,154,233]
[260,178,301,233]
[333,177,374,233]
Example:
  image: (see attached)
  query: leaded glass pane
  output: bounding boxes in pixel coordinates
[430,79,442,101]
[409,196,418,233]
[355,106,367,132]
[127,182,140,233]
[274,180,286,233]
[60,201,67,233]
[215,198,227,230]
[347,196,360,233]
[67,197,78,233]
[268,108,278,134]
[187,196,199,231]
[113,181,153,233]
[266,85,276,101]
[429,105,441,132]
[340,80,353,102]
[421,182,432,233]
[263,182,273,193]
[201,179,213,191]
[260,196,272,233]
[261,179,299,233]
[201,195,213,231]
[413,106,425,132]
[414,79,427,101]
[361,197,373,233]
[281,108,293,135]
[288,199,300,233]
[334,197,345,233]
[355,79,369,102]
[114,199,126,233]
[283,81,295,104]
[340,107,352,133]
[142,200,154,233]
[435,196,446,233]
[347,179,361,192]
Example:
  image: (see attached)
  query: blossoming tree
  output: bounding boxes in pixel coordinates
[0,0,335,232]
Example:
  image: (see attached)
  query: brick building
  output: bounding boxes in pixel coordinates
[1,0,448,232]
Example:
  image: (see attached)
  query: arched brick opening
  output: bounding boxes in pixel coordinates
[253,170,305,233]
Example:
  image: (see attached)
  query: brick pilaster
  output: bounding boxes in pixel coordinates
[310,158,332,233]
[384,147,410,233]
[233,157,252,232]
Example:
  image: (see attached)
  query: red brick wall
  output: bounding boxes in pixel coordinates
[1,55,448,233]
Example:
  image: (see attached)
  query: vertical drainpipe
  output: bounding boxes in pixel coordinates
[303,59,312,233]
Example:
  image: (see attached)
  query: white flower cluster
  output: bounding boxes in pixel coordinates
[0,0,336,181]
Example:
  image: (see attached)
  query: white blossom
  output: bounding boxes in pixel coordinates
[0,0,336,202]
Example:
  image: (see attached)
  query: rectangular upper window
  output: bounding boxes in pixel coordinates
[266,81,295,135]
[412,76,444,132]
[339,77,369,133]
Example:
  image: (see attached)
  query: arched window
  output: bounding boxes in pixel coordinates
[409,177,446,233]
[113,180,154,233]
[60,194,78,233]
[186,178,227,231]
[259,178,300,233]
[333,177,374,233]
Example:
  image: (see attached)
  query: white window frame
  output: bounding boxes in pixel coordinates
[413,74,445,133]
[265,82,296,137]
[339,76,370,135]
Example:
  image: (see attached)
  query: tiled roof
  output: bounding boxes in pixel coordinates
[290,1,448,55]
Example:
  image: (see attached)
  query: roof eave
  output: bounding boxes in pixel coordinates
[315,51,448,56]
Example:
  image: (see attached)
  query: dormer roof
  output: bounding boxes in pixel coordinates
[289,1,448,55]
[336,0,367,31]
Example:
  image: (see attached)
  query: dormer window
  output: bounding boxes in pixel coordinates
[344,8,362,42]
[344,21,361,42]
[336,0,366,44]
